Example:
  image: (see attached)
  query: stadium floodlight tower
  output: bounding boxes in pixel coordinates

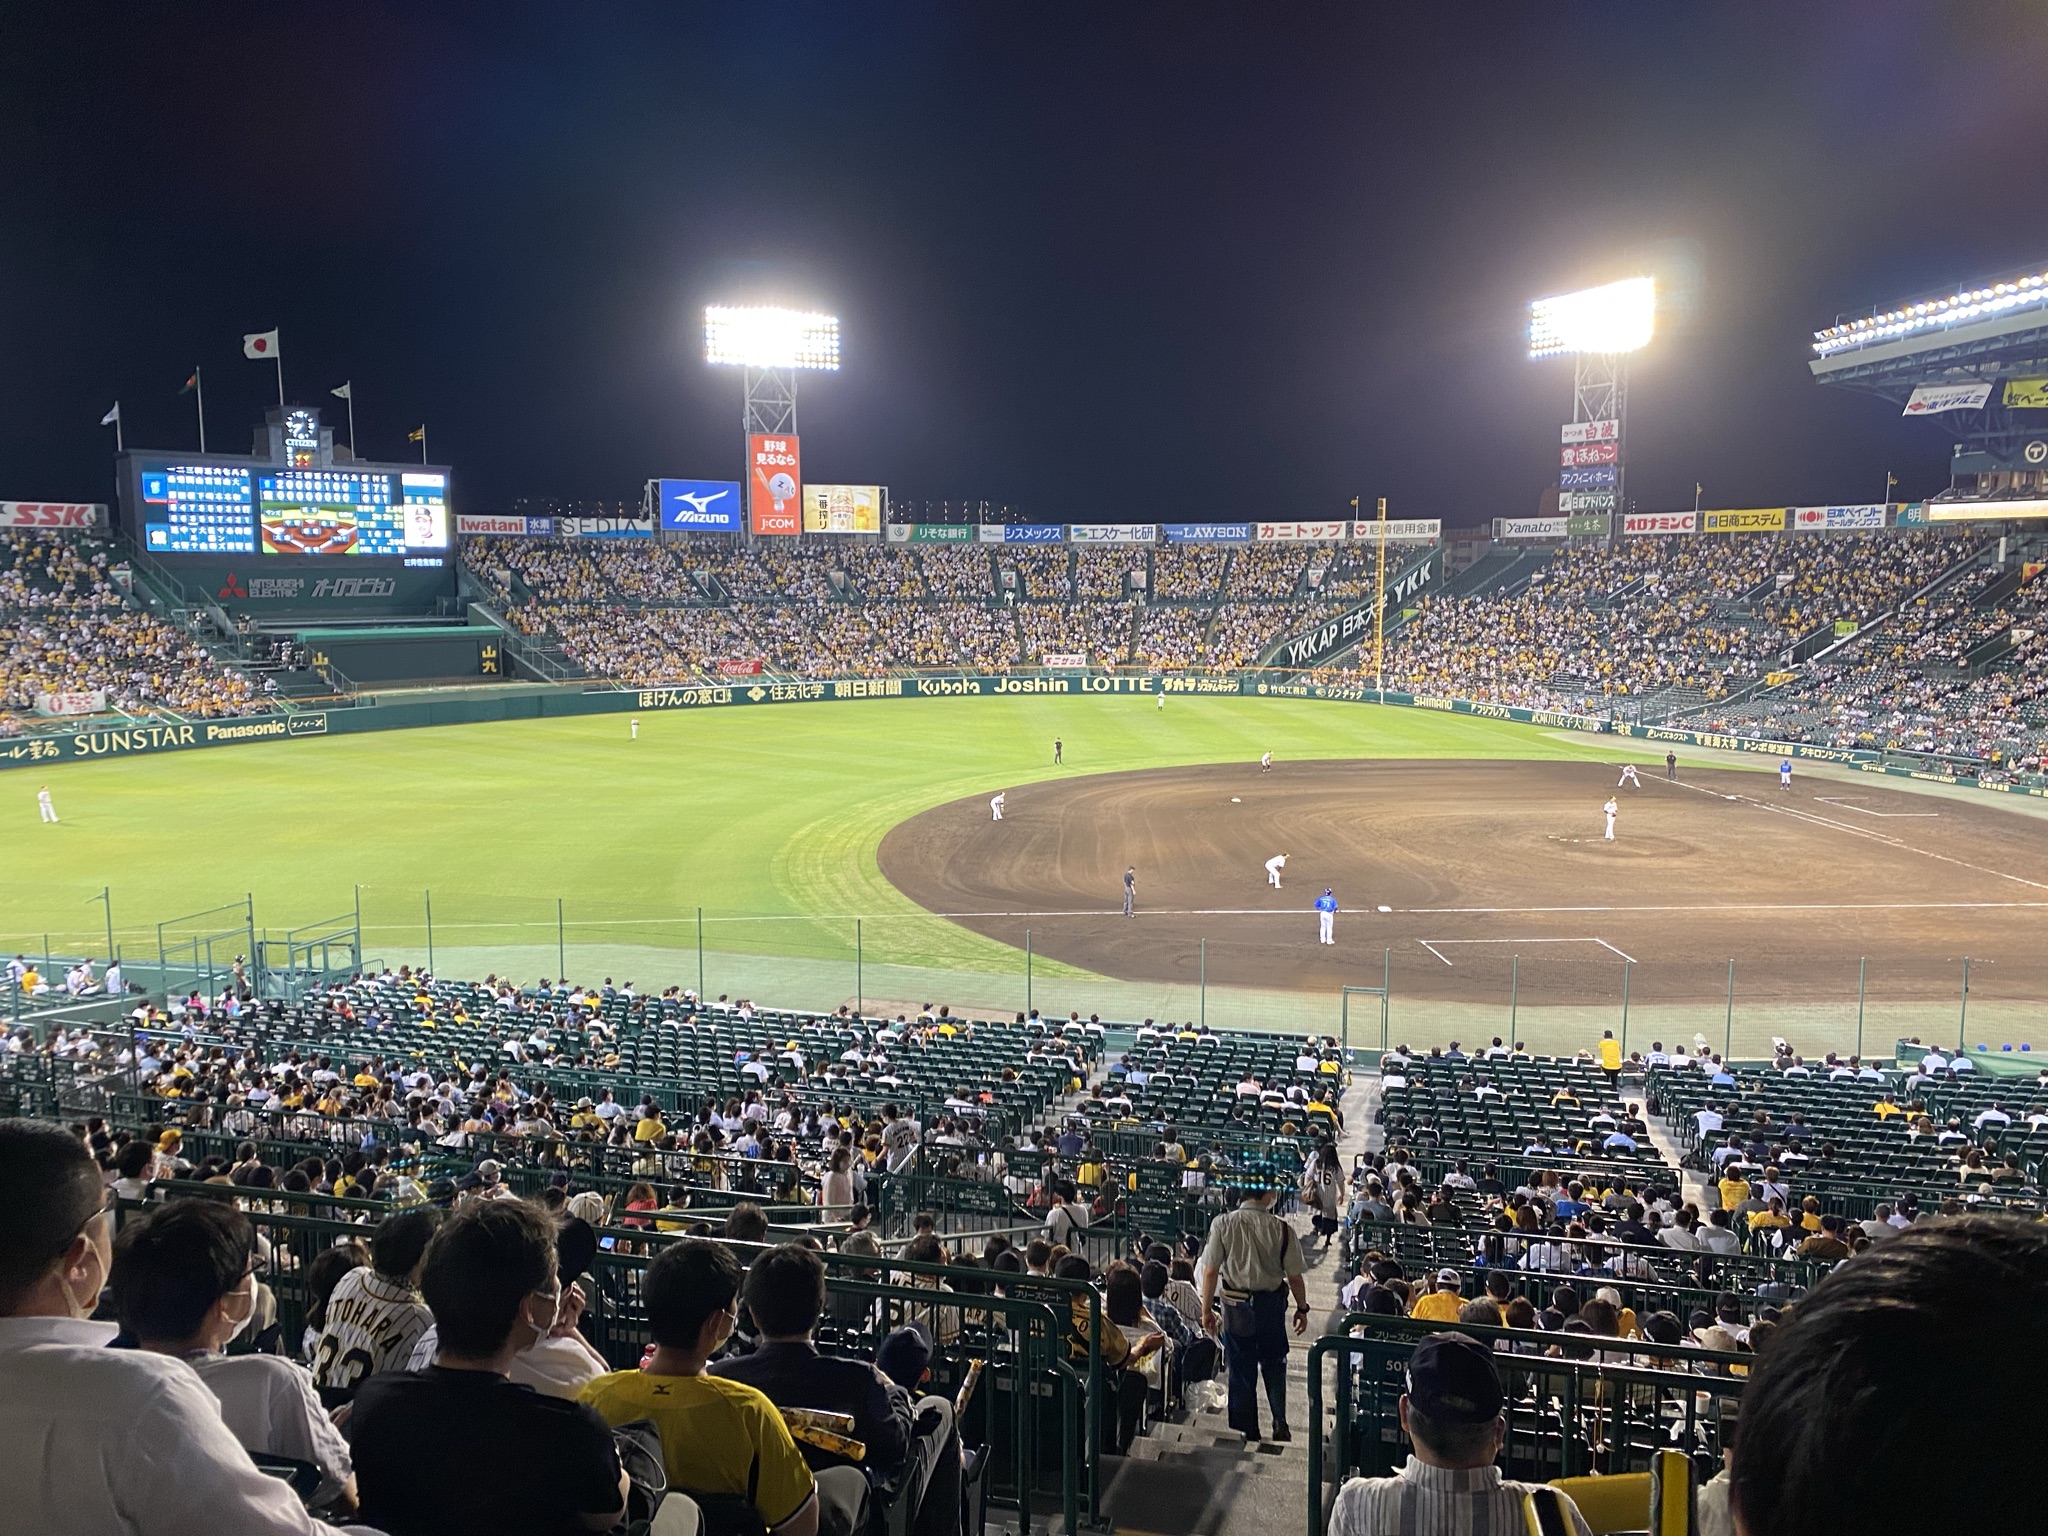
[704,303,839,439]
[1529,276,1656,524]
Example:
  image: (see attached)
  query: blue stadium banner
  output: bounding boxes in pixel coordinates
[658,479,744,531]
[977,523,1065,544]
[1161,523,1254,543]
[1559,466,1618,490]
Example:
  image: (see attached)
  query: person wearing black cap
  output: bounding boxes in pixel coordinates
[1326,1332,1592,1535]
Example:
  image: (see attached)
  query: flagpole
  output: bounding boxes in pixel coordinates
[108,403,123,454]
[275,350,284,407]
[420,425,427,465]
[194,366,207,454]
[346,387,356,455]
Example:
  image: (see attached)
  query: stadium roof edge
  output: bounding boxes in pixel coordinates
[1808,308,2048,380]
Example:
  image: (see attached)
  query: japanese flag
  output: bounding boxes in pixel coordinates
[243,329,280,359]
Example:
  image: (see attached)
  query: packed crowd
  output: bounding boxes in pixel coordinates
[1,534,262,727]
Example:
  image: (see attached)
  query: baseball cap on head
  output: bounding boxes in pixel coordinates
[1435,1267,1460,1287]
[1405,1331,1503,1425]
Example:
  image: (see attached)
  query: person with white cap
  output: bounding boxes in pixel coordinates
[1409,1269,1466,1323]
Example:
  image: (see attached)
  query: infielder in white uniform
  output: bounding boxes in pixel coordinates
[1617,764,1640,788]
[1260,751,1273,772]
[991,793,1005,821]
[1603,797,1618,841]
[1264,853,1287,888]
[37,786,57,823]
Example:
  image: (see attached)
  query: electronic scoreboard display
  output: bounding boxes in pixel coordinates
[132,458,450,558]
[138,465,257,554]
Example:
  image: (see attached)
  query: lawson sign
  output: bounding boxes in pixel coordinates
[1162,523,1254,543]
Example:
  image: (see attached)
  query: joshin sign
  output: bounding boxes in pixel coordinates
[748,434,802,535]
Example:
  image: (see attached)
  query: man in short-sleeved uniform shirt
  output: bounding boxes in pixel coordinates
[582,1367,816,1529]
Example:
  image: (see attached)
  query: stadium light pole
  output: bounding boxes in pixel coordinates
[703,306,841,536]
[1530,277,1656,530]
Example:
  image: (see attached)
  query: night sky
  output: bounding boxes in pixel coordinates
[7,3,2048,523]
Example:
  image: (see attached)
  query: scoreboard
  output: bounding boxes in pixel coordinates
[131,457,450,559]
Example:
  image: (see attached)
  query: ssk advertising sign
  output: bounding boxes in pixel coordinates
[1,502,106,528]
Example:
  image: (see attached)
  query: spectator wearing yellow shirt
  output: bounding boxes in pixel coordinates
[581,1239,831,1536]
[1410,1270,1467,1323]
[1748,1197,1793,1235]
[1873,1097,1903,1119]
[633,1105,666,1144]
[1719,1172,1752,1212]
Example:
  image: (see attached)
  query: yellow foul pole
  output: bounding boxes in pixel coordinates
[1373,496,1388,698]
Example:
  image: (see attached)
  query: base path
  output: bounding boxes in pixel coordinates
[876,758,2048,1009]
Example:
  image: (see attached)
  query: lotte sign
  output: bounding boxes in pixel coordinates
[748,434,802,535]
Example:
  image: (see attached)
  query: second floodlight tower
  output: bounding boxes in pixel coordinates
[704,305,840,536]
[1530,276,1655,523]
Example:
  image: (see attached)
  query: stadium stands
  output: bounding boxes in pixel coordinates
[10,950,2048,1536]
[0,531,262,730]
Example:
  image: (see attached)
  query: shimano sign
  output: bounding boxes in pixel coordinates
[1274,550,1439,668]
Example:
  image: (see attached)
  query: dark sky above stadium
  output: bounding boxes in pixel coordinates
[8,2,2048,523]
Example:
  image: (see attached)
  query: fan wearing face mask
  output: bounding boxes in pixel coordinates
[0,1120,342,1536]
[113,1198,358,1515]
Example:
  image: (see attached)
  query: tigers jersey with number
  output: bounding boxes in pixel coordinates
[308,1268,432,1400]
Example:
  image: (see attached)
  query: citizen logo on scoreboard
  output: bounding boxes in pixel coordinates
[1562,443,1620,467]
[1560,419,1620,444]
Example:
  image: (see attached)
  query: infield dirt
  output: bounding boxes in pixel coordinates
[877,759,2048,1019]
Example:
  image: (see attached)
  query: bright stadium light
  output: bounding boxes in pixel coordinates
[1528,277,1657,358]
[1812,266,2048,357]
[704,306,841,371]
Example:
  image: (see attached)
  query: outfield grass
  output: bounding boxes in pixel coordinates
[6,695,1633,1027]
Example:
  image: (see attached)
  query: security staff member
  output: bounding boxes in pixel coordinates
[1199,1185,1309,1442]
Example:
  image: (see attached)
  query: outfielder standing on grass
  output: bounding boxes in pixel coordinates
[37,785,58,823]
[1315,888,1338,945]
[1053,737,1062,765]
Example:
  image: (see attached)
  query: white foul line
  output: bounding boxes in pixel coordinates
[1416,936,1640,963]
[1814,797,1939,818]
[1666,778,2048,892]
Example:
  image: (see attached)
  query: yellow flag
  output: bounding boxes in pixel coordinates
[407,424,426,442]
[2005,378,2048,409]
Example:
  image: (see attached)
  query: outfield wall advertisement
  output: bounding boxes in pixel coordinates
[8,667,2044,801]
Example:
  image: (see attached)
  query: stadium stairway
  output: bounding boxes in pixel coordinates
[1067,1073,1378,1536]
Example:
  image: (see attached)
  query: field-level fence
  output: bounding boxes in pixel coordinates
[6,884,2043,1065]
